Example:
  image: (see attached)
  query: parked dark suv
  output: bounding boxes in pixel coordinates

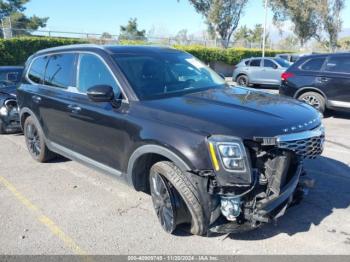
[17,45,325,236]
[279,53,350,113]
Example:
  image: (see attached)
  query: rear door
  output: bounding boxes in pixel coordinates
[35,53,78,148]
[247,58,262,83]
[319,55,350,107]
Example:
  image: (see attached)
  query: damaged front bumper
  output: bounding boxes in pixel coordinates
[204,125,325,235]
[208,165,315,234]
[0,99,21,133]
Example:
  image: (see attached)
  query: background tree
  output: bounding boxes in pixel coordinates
[0,0,48,37]
[186,0,248,48]
[234,24,268,48]
[101,32,112,39]
[317,0,345,52]
[175,29,189,44]
[119,18,146,41]
[276,34,299,50]
[269,0,321,49]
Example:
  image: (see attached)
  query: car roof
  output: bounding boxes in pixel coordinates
[300,52,350,60]
[248,57,275,59]
[34,44,182,56]
[0,66,24,71]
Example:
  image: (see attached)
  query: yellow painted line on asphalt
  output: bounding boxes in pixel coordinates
[0,175,89,257]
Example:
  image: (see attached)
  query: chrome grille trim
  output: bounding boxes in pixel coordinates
[276,125,325,159]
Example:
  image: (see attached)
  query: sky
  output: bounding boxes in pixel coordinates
[24,0,350,37]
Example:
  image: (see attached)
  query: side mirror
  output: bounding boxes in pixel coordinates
[87,85,114,102]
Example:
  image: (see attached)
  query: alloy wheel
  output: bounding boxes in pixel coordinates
[150,172,177,233]
[238,76,247,86]
[301,95,321,109]
[26,123,41,156]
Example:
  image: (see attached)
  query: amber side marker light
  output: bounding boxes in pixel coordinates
[209,142,220,171]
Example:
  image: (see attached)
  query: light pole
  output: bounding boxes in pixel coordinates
[262,0,268,59]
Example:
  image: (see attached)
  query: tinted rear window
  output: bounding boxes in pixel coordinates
[301,58,326,71]
[28,57,48,84]
[44,54,76,88]
[250,59,261,67]
[324,56,350,74]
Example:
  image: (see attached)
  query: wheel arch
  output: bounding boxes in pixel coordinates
[19,107,36,129]
[294,87,329,108]
[126,145,192,193]
[235,73,248,82]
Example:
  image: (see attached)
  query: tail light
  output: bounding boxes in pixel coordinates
[281,72,294,81]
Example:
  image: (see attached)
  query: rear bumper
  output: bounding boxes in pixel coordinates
[279,82,297,97]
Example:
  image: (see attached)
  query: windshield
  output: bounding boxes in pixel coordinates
[113,52,226,100]
[273,57,291,68]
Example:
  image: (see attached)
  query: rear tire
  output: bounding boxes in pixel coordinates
[149,161,206,235]
[236,75,249,87]
[23,116,56,162]
[298,92,326,114]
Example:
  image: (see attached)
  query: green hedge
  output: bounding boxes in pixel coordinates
[175,45,290,65]
[0,37,86,66]
[0,37,290,66]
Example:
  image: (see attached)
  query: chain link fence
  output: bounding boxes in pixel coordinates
[0,27,272,49]
[2,26,348,52]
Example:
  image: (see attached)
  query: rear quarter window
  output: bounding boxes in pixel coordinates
[28,56,48,84]
[300,58,326,71]
[324,56,350,74]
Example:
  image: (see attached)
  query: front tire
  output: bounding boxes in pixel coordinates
[149,161,206,235]
[298,92,326,114]
[23,116,56,162]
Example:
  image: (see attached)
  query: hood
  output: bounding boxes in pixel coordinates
[137,86,321,139]
[0,85,17,98]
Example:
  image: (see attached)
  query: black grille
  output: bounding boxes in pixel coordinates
[277,135,325,159]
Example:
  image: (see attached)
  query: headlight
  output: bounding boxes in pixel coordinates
[0,106,8,116]
[208,135,250,173]
[208,135,252,185]
[218,144,246,171]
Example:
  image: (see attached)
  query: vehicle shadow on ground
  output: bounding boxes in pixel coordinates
[229,156,350,240]
[325,110,350,120]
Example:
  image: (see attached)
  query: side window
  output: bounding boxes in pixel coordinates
[44,53,76,88]
[250,59,261,67]
[244,60,250,66]
[77,54,121,97]
[324,56,350,74]
[28,56,48,84]
[263,59,277,68]
[301,58,326,71]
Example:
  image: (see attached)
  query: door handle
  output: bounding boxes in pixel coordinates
[32,95,42,103]
[67,104,81,113]
[318,77,330,83]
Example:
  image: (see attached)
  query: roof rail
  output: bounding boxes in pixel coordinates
[35,44,105,54]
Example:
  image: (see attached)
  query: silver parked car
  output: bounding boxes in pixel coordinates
[232,57,291,87]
